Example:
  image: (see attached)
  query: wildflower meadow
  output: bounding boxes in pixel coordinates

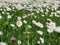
[0,0,60,45]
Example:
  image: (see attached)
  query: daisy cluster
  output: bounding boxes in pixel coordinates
[0,0,60,45]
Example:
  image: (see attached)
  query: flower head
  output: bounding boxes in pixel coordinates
[54,26,60,33]
[39,37,44,44]
[0,31,3,35]
[10,24,15,27]
[0,15,2,19]
[11,37,16,42]
[0,42,7,45]
[16,20,23,27]
[32,20,44,28]
[37,30,43,35]
[17,40,21,45]
[17,17,21,20]
[7,15,11,19]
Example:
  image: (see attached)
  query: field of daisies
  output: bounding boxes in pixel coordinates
[0,0,60,45]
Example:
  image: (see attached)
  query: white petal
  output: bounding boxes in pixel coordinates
[39,37,44,44]
[47,29,54,33]
[16,21,23,27]
[54,27,60,33]
[0,31,3,35]
[0,42,7,45]
[37,31,43,35]
[17,40,21,45]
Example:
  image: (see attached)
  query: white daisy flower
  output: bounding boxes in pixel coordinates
[23,20,27,24]
[7,15,11,19]
[49,14,53,17]
[46,9,49,12]
[41,15,45,17]
[15,4,24,10]
[55,15,60,17]
[56,11,60,14]
[2,12,5,14]
[0,15,2,19]
[22,15,27,19]
[47,28,54,33]
[32,20,44,28]
[6,13,9,15]
[17,17,21,21]
[37,41,40,44]
[0,42,7,45]
[17,40,21,45]
[54,26,60,33]
[47,18,52,21]
[40,9,43,13]
[39,37,44,44]
[45,12,48,15]
[47,22,56,29]
[51,12,54,15]
[36,11,39,13]
[26,31,31,34]
[0,9,3,10]
[37,30,43,35]
[28,25,32,28]
[16,21,23,27]
[37,22,44,28]
[0,31,3,35]
[34,16,37,18]
[4,9,6,12]
[28,13,34,16]
[10,24,15,27]
[32,20,37,25]
[23,31,31,34]
[6,7,11,11]
[46,22,56,33]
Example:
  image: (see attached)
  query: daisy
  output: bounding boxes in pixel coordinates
[15,4,24,10]
[55,15,60,17]
[37,41,40,44]
[10,24,15,27]
[28,13,34,16]
[54,26,60,33]
[16,20,23,27]
[23,31,31,34]
[36,11,39,13]
[7,15,11,19]
[17,40,21,45]
[47,18,52,21]
[37,30,43,35]
[41,15,45,17]
[23,20,27,24]
[46,22,56,33]
[56,11,60,14]
[47,28,54,33]
[0,42,7,45]
[2,12,5,14]
[0,31,3,35]
[6,13,9,15]
[6,7,11,11]
[17,17,21,21]
[37,22,44,28]
[39,37,44,44]
[28,25,32,28]
[32,20,44,28]
[22,15,27,19]
[0,15,2,19]
[47,22,56,29]
[34,16,37,18]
